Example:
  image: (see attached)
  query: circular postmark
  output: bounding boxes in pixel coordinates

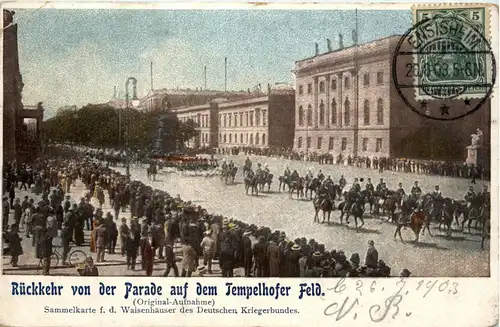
[392,9,496,121]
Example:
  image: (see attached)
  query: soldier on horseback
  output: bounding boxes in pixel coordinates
[376,178,384,192]
[255,163,263,178]
[317,169,325,182]
[411,181,422,198]
[263,163,270,175]
[322,175,334,188]
[290,169,299,182]
[228,160,235,169]
[221,159,228,172]
[365,178,374,195]
[339,175,346,189]
[306,168,314,181]
[430,185,444,221]
[464,186,476,208]
[283,166,291,178]
[396,182,406,198]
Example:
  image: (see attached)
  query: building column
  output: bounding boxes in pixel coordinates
[350,68,359,157]
[337,72,343,128]
[325,75,330,129]
[313,76,319,129]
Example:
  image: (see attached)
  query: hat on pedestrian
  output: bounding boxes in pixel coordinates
[313,251,322,257]
[121,218,127,222]
[291,244,301,251]
[368,240,375,246]
[197,266,207,273]
[243,230,252,236]
[401,268,411,277]
[360,178,364,182]
[204,230,212,235]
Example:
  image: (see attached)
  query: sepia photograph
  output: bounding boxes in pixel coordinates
[2,6,493,280]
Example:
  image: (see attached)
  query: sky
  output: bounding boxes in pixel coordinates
[14,9,411,118]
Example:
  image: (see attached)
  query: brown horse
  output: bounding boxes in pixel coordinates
[289,178,304,199]
[394,211,428,243]
[313,197,334,224]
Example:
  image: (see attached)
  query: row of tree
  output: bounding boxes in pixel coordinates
[43,104,197,151]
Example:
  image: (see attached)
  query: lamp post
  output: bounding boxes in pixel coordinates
[125,77,140,179]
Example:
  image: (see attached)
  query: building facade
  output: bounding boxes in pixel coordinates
[173,101,219,149]
[293,35,423,159]
[217,89,295,150]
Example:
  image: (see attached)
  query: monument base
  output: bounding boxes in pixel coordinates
[465,146,480,166]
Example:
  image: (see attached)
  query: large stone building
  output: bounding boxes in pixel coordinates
[217,87,295,150]
[164,86,295,151]
[293,35,423,158]
[3,10,44,162]
[293,35,491,162]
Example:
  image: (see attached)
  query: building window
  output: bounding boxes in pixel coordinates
[255,133,259,145]
[234,133,237,144]
[298,106,304,126]
[328,137,334,150]
[331,99,337,125]
[256,109,260,126]
[299,85,303,95]
[249,112,254,126]
[376,138,382,152]
[306,137,311,149]
[240,133,243,143]
[307,105,313,126]
[341,137,347,151]
[377,71,384,84]
[362,138,368,152]
[240,113,243,126]
[344,98,350,126]
[363,73,370,86]
[307,83,312,94]
[319,101,325,125]
[262,110,267,126]
[262,133,266,145]
[319,81,325,93]
[377,98,384,124]
[246,133,248,143]
[331,79,337,90]
[298,137,303,148]
[228,115,232,127]
[317,137,322,149]
[223,115,227,127]
[219,133,222,142]
[250,134,253,145]
[245,112,249,126]
[229,133,232,143]
[363,99,370,125]
[223,134,227,143]
[234,113,237,126]
[344,76,350,89]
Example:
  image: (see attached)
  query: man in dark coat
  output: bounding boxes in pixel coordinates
[253,236,268,277]
[267,238,280,277]
[242,230,253,277]
[219,230,235,277]
[365,240,378,269]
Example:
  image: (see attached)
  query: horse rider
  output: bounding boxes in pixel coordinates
[322,175,334,188]
[339,175,347,189]
[398,194,415,224]
[263,164,270,175]
[430,185,444,220]
[411,181,422,198]
[396,182,406,198]
[353,178,361,193]
[481,185,490,208]
[365,178,374,195]
[464,185,476,210]
[245,156,252,169]
[221,159,228,171]
[317,169,325,182]
[432,185,442,199]
[290,169,299,182]
[376,178,384,192]
[306,168,314,181]
[283,166,291,178]
[255,163,263,178]
[246,168,256,179]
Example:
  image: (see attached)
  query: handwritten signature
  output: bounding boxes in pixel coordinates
[322,278,459,322]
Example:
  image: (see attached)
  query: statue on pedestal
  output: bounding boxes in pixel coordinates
[469,128,483,149]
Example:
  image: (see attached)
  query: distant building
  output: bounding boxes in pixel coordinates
[217,87,295,150]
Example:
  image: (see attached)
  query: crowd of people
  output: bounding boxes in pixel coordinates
[215,146,488,181]
[2,144,407,277]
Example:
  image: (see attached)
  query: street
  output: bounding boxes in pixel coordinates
[116,153,489,277]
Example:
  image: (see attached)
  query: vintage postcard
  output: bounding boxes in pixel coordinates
[0,2,498,327]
